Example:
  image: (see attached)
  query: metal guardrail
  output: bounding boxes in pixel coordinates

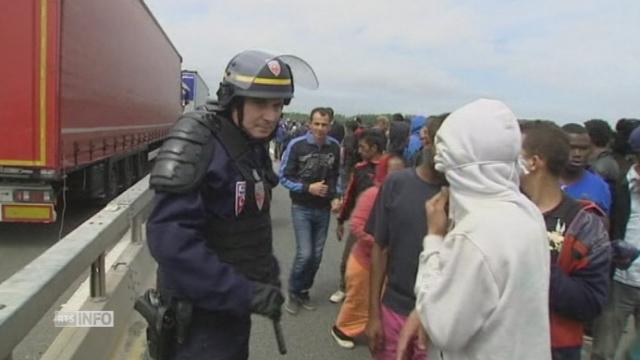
[0,175,154,360]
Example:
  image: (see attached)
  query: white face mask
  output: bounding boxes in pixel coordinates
[517,155,531,176]
[433,137,446,173]
[434,152,446,173]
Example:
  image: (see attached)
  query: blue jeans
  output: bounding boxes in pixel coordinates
[289,204,331,296]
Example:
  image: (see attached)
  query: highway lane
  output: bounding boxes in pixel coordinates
[3,166,373,359]
[112,179,371,360]
[248,183,370,360]
[0,199,103,283]
[0,149,159,284]
[113,167,371,359]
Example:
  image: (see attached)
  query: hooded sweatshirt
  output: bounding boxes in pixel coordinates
[414,99,551,360]
[404,115,427,161]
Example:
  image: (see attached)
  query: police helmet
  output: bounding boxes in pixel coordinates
[216,50,318,109]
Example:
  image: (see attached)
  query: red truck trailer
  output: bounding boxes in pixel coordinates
[0,0,182,223]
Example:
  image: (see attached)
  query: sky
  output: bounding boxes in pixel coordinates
[144,0,640,123]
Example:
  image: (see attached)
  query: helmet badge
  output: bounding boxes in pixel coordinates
[267,60,281,76]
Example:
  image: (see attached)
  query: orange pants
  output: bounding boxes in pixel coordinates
[335,254,370,337]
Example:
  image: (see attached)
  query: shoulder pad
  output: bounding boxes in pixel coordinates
[197,100,224,113]
[150,112,219,193]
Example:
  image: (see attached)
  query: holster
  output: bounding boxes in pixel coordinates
[134,289,181,360]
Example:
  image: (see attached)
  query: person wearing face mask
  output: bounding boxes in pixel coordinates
[520,121,611,360]
[397,99,551,360]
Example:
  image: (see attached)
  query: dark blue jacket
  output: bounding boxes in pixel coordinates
[147,136,274,317]
[545,195,611,358]
[279,132,341,208]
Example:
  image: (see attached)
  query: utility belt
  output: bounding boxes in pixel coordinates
[135,286,287,358]
[134,289,193,360]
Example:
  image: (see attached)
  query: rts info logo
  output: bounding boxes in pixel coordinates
[53,311,114,328]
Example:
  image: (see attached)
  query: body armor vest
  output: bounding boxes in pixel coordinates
[204,116,279,286]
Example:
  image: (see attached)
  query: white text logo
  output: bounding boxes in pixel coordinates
[53,311,114,328]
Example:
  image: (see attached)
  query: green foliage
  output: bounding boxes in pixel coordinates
[283,112,395,126]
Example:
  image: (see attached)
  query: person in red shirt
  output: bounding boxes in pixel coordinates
[330,130,386,303]
[331,154,405,348]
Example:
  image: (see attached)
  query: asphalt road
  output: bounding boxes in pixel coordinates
[0,199,103,283]
[248,181,370,360]
[113,166,372,360]
[1,176,371,359]
[1,162,629,359]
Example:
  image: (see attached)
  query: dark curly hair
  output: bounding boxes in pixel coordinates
[584,119,613,147]
[359,129,386,154]
[612,118,640,156]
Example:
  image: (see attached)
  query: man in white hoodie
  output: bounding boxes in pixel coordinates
[397,99,551,360]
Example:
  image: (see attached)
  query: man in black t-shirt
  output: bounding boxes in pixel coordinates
[364,117,446,359]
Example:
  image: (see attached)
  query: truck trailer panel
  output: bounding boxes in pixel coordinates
[0,0,182,222]
[0,0,181,172]
[59,0,181,170]
[0,0,60,168]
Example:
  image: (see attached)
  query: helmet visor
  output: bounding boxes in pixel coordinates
[225,50,319,90]
[278,54,319,90]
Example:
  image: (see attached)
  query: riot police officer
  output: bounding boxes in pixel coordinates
[143,50,318,359]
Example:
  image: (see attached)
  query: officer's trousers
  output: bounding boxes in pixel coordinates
[171,310,251,360]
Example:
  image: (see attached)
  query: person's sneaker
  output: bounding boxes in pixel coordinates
[330,325,355,349]
[329,289,346,303]
[299,292,317,311]
[285,296,301,315]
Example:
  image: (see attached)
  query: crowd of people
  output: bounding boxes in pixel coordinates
[276,103,640,359]
[143,49,640,360]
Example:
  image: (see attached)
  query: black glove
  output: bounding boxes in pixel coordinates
[250,282,284,321]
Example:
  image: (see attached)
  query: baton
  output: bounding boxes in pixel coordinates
[273,320,287,355]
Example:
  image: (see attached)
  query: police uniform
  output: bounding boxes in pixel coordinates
[142,50,318,360]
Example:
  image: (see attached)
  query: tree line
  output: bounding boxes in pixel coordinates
[284,112,410,127]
